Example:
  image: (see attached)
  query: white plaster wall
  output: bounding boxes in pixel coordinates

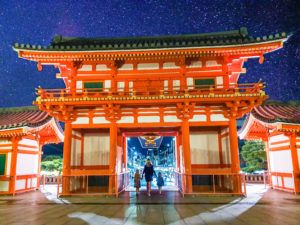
[18,139,38,147]
[117,81,125,91]
[216,76,223,85]
[210,114,229,122]
[93,117,110,124]
[138,116,160,123]
[104,80,111,89]
[173,80,180,90]
[164,116,181,123]
[137,63,159,70]
[84,132,110,165]
[71,138,81,166]
[0,139,11,144]
[270,134,289,143]
[72,117,89,125]
[222,136,231,164]
[272,176,282,187]
[119,64,133,71]
[163,62,179,69]
[269,142,290,148]
[78,65,92,71]
[190,132,219,164]
[0,181,9,192]
[283,177,294,189]
[187,61,202,68]
[31,177,37,188]
[76,81,83,93]
[164,80,168,90]
[16,179,26,190]
[189,115,206,122]
[269,150,292,172]
[6,153,11,175]
[117,116,134,124]
[16,154,39,175]
[96,64,110,71]
[206,60,220,67]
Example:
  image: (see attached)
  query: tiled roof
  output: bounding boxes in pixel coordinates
[251,105,300,124]
[13,27,288,51]
[0,106,52,130]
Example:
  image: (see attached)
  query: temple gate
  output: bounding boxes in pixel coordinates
[13,27,288,196]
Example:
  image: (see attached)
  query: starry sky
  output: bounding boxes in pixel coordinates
[0,0,299,107]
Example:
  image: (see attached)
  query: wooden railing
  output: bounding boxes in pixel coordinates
[244,173,269,184]
[35,83,265,101]
[175,172,247,196]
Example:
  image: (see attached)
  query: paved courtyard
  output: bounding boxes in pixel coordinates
[0,184,299,225]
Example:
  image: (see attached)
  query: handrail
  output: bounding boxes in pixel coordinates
[36,83,264,100]
[174,171,247,196]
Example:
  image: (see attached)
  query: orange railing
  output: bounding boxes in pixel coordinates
[56,172,130,197]
[35,83,264,101]
[175,172,247,196]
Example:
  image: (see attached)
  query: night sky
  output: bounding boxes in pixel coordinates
[0,0,299,107]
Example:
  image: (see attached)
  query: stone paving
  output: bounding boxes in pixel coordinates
[0,184,299,225]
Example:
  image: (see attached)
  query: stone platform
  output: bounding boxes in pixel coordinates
[0,184,299,225]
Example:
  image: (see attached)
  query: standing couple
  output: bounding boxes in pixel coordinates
[134,158,164,196]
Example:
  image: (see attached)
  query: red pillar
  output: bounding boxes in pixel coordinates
[229,117,242,194]
[181,119,192,193]
[109,123,117,194]
[290,134,300,193]
[62,121,72,195]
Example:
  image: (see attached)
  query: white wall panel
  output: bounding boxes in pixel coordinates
[270,134,289,143]
[272,176,282,187]
[18,139,38,147]
[210,114,228,122]
[16,179,26,190]
[117,116,134,124]
[16,154,39,175]
[71,138,81,166]
[119,64,133,71]
[269,150,292,172]
[0,181,9,192]
[222,136,231,164]
[84,132,110,165]
[216,77,223,85]
[72,117,89,125]
[283,177,294,189]
[190,132,219,164]
[164,116,181,123]
[31,178,37,188]
[93,117,110,124]
[189,115,206,122]
[138,116,160,123]
[104,80,111,89]
[6,153,11,175]
[78,65,92,71]
[163,62,179,69]
[137,63,159,70]
[96,64,110,71]
[187,61,202,68]
[0,139,11,144]
[173,80,180,90]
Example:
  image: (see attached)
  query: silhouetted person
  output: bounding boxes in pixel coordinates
[142,158,156,196]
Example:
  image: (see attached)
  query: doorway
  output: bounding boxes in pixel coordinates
[126,134,177,191]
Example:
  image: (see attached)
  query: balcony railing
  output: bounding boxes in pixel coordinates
[35,83,265,103]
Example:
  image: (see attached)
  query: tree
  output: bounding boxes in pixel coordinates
[41,155,63,172]
[241,140,267,173]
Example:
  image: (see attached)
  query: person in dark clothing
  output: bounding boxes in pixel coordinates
[142,158,156,196]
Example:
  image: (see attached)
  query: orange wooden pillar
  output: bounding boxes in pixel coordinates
[9,137,19,195]
[289,134,300,193]
[181,119,192,193]
[265,138,273,187]
[109,123,117,194]
[229,117,242,194]
[62,121,72,195]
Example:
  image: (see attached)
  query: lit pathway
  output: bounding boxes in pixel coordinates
[0,184,299,225]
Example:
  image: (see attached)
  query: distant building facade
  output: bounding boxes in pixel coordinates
[0,107,63,195]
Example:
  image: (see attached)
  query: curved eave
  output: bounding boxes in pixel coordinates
[239,113,300,140]
[13,38,287,62]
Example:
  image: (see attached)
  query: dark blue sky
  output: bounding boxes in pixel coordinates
[0,0,299,107]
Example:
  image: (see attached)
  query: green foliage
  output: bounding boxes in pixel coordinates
[241,140,267,173]
[41,155,63,172]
